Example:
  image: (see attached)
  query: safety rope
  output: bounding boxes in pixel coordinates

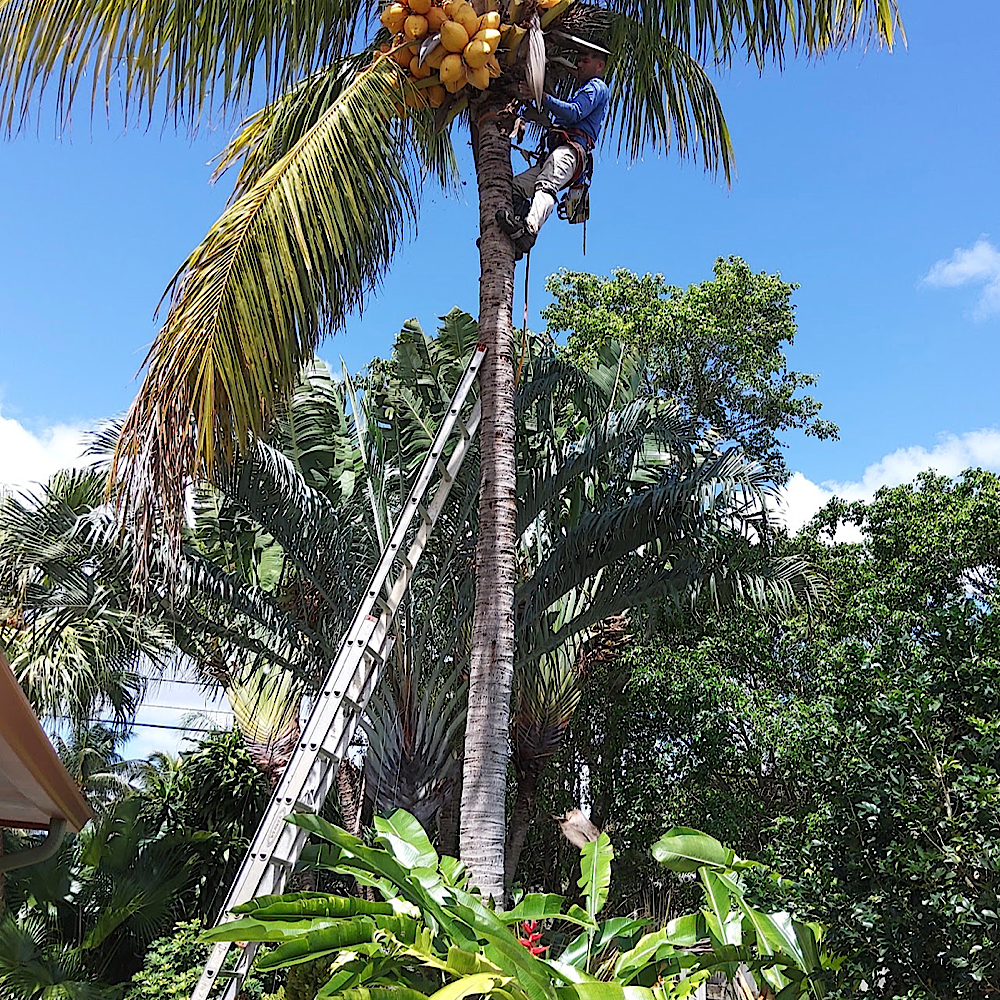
[514,247,531,389]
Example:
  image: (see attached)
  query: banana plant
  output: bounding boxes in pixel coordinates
[205,809,839,999]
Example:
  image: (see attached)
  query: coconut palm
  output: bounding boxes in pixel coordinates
[0,0,901,898]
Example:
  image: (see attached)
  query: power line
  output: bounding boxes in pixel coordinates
[55,715,222,734]
[136,702,232,715]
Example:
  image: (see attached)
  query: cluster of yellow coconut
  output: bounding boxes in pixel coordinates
[379,0,507,105]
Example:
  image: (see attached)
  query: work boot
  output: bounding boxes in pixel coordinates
[496,208,528,242]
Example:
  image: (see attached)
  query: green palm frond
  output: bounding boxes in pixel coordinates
[112,59,424,572]
[516,397,697,539]
[0,469,164,725]
[513,641,583,777]
[522,546,823,665]
[0,912,116,1000]
[226,665,303,782]
[225,440,375,614]
[605,0,903,72]
[517,445,768,628]
[0,0,372,133]
[362,653,467,826]
[215,54,460,197]
[270,360,363,499]
[604,26,733,174]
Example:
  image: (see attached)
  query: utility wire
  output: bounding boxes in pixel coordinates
[54,715,222,734]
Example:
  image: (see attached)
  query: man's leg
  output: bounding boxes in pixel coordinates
[512,161,541,219]
[523,145,578,237]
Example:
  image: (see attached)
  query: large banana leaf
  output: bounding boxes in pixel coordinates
[651,828,735,873]
[579,833,614,922]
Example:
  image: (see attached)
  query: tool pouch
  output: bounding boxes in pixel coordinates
[558,183,590,224]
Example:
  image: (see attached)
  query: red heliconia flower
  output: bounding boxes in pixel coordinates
[517,919,547,956]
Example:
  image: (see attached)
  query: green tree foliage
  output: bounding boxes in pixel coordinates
[521,470,1000,998]
[127,920,274,1000]
[545,259,839,479]
[168,729,274,922]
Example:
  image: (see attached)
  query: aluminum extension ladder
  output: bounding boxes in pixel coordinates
[192,343,487,1000]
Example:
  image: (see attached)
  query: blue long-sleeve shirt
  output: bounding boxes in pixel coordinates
[543,78,610,146]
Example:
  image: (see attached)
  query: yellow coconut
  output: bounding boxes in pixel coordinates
[404,13,429,38]
[408,0,432,12]
[426,83,447,107]
[405,87,428,108]
[453,4,481,38]
[440,19,470,51]
[473,27,501,52]
[425,43,448,68]
[445,74,467,93]
[409,55,432,77]
[462,37,491,69]
[479,10,501,31]
[379,2,408,33]
[439,51,465,84]
[426,6,448,29]
[466,64,490,89]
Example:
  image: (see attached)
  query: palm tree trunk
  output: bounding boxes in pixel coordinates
[459,97,518,902]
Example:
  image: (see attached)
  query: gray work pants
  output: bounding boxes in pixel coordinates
[513,145,579,235]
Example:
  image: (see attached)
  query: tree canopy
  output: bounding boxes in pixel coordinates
[520,469,1000,997]
[546,258,838,480]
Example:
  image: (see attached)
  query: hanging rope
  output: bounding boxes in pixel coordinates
[514,247,531,388]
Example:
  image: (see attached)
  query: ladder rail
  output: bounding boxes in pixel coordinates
[192,344,486,1000]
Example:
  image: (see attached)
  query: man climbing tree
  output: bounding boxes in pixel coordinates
[498,47,610,258]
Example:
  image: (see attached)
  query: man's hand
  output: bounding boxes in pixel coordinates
[519,80,545,104]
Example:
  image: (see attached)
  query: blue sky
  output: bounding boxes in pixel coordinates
[1,3,998,749]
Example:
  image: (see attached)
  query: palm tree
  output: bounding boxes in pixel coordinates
[1,5,902,896]
[0,470,171,728]
[53,724,145,818]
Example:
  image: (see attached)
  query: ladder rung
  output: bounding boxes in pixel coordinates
[416,502,432,525]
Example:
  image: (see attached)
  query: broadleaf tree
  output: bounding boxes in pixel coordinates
[0,0,902,897]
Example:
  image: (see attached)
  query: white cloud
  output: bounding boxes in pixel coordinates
[776,428,1000,537]
[923,237,1000,320]
[0,408,90,493]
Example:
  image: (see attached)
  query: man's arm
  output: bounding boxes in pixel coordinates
[543,80,603,125]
